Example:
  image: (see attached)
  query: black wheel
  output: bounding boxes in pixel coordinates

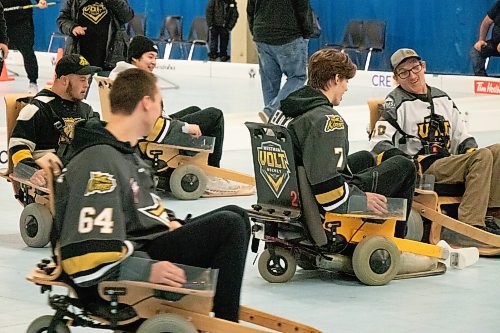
[405,209,424,241]
[258,247,296,283]
[26,315,70,333]
[19,203,53,248]
[169,164,207,200]
[136,314,197,333]
[352,236,400,286]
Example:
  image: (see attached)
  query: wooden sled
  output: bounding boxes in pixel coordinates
[1,93,53,248]
[368,99,500,255]
[27,257,321,333]
[95,75,255,200]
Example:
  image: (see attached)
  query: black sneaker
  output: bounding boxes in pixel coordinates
[474,217,500,235]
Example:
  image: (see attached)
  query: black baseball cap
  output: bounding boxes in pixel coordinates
[55,54,102,78]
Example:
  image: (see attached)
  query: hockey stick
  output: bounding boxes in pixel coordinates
[4,2,57,12]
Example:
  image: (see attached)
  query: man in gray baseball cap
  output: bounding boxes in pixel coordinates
[369,47,500,237]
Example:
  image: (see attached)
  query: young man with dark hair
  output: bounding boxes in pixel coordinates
[271,49,416,237]
[8,54,101,187]
[370,48,500,234]
[54,68,251,322]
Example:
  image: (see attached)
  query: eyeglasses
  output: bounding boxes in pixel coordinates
[396,62,423,79]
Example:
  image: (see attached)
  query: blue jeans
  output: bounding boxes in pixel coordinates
[256,38,308,117]
[470,42,500,76]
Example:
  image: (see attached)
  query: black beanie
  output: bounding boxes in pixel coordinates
[127,35,158,62]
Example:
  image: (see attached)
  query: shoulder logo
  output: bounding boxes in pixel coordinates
[257,141,291,198]
[85,171,117,196]
[138,193,169,225]
[324,115,344,132]
[383,98,395,109]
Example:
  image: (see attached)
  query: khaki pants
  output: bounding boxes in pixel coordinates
[424,144,500,226]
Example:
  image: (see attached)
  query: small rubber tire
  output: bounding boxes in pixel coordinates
[136,313,197,333]
[19,203,53,248]
[169,164,207,200]
[258,247,297,283]
[352,236,400,286]
[26,315,70,333]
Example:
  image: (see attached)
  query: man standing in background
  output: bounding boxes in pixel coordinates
[247,0,314,123]
[57,0,133,72]
[1,0,46,92]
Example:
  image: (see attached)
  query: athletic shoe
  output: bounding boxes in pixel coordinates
[474,216,500,235]
[28,82,38,94]
[203,176,255,197]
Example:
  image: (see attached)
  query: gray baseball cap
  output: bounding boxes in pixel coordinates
[390,48,421,70]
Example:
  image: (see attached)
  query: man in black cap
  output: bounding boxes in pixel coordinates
[9,54,101,187]
[370,48,500,235]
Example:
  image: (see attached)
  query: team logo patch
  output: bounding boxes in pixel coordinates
[138,193,169,225]
[82,2,108,24]
[324,115,344,132]
[383,97,395,109]
[257,141,290,198]
[85,172,117,196]
[60,117,84,144]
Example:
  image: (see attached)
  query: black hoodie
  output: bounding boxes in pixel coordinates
[270,86,363,214]
[55,119,171,287]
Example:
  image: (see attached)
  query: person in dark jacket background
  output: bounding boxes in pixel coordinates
[57,0,134,71]
[0,2,9,69]
[2,0,47,93]
[247,0,313,123]
[206,0,239,62]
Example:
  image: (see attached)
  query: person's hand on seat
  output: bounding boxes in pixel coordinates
[29,153,63,187]
[36,152,63,176]
[366,192,388,215]
[186,124,202,138]
[149,261,186,287]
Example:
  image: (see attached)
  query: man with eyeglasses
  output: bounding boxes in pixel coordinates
[370,48,500,235]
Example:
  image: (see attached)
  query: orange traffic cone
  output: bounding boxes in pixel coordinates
[46,48,64,86]
[0,61,15,82]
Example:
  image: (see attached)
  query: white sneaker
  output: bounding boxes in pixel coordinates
[28,82,38,94]
[203,176,255,197]
[437,240,479,269]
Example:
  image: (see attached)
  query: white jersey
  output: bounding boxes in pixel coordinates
[370,85,477,156]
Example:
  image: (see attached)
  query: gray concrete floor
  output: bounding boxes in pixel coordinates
[0,61,499,333]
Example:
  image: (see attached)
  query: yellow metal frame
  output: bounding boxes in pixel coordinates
[325,213,445,259]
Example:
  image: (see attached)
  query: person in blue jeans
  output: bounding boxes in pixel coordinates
[247,0,314,122]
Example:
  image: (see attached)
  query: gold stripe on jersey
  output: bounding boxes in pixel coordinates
[315,185,345,205]
[146,117,166,142]
[11,149,33,166]
[62,250,126,275]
